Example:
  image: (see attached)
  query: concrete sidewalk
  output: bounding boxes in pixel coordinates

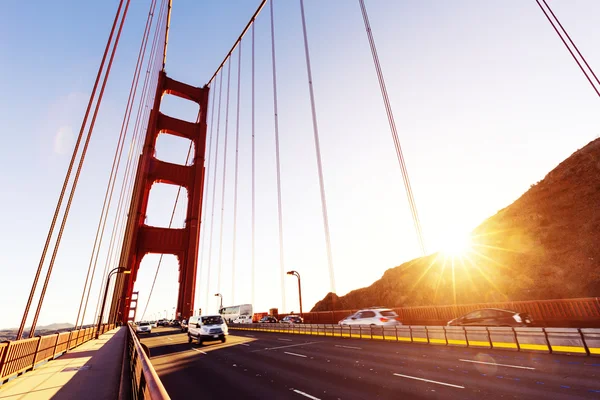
[0,327,126,399]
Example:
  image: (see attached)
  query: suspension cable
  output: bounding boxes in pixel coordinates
[28,0,132,337]
[205,71,225,309]
[251,23,256,307]
[270,0,286,312]
[231,43,242,304]
[93,0,168,326]
[535,0,600,97]
[15,0,126,340]
[298,0,337,295]
[217,60,232,295]
[358,0,427,256]
[197,85,217,315]
[75,0,158,331]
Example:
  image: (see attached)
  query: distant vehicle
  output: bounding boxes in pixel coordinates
[150,321,157,328]
[181,320,188,332]
[219,304,253,324]
[259,316,278,323]
[136,321,152,334]
[187,315,228,345]
[232,315,253,324]
[280,315,303,324]
[447,308,533,327]
[157,319,168,327]
[338,307,401,326]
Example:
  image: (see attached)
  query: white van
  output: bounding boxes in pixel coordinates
[188,314,229,345]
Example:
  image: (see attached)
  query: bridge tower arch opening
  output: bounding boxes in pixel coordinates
[109,71,209,324]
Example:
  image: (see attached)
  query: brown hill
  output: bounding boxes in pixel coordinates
[312,138,600,312]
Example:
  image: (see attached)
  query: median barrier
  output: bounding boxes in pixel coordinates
[580,328,600,356]
[426,326,447,345]
[397,326,412,342]
[383,326,397,341]
[444,326,468,347]
[410,326,428,343]
[488,327,518,351]
[341,325,351,337]
[350,326,361,339]
[464,327,491,348]
[514,327,550,353]
[545,328,587,355]
[333,325,342,337]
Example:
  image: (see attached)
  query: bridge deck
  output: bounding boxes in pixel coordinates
[0,327,126,399]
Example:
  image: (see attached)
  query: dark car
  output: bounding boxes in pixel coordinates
[447,308,533,327]
[259,316,278,323]
[280,315,303,324]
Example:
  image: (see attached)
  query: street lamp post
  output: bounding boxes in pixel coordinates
[164,309,167,319]
[214,293,223,311]
[96,267,130,338]
[286,271,302,316]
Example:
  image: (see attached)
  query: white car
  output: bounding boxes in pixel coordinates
[338,307,401,326]
[232,315,252,324]
[188,314,229,345]
[136,321,152,334]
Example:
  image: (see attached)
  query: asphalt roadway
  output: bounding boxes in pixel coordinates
[140,327,600,400]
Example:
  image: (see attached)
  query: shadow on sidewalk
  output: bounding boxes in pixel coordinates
[50,328,125,400]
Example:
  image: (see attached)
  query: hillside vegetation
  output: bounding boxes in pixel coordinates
[312,138,600,311]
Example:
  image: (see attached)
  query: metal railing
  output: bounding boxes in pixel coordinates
[126,323,170,399]
[0,323,115,384]
[278,297,600,327]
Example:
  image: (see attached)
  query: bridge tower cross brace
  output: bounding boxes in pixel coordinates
[109,71,209,324]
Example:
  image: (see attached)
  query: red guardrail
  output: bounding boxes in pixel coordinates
[278,297,600,327]
[0,323,115,384]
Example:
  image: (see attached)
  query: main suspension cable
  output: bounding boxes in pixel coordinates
[28,0,132,337]
[16,0,126,340]
[217,60,232,295]
[205,71,225,309]
[76,0,158,330]
[535,0,600,97]
[299,0,337,295]
[231,44,242,304]
[358,0,427,256]
[270,0,287,312]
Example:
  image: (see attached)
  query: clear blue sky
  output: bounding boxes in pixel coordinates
[0,0,598,328]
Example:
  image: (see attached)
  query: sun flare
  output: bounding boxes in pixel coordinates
[439,232,473,257]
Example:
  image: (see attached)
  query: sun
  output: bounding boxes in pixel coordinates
[439,232,473,257]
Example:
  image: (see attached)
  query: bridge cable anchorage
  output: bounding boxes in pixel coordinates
[140,144,193,321]
[207,0,267,86]
[217,59,233,296]
[299,0,337,295]
[94,1,168,326]
[75,0,158,331]
[231,43,243,304]
[251,22,256,309]
[270,0,287,313]
[196,83,218,316]
[535,0,600,97]
[26,0,132,338]
[205,71,225,309]
[358,0,427,256]
[15,0,126,340]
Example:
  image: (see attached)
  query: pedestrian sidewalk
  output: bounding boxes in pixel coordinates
[0,327,126,399]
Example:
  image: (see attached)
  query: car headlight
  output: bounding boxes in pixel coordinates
[513,314,522,323]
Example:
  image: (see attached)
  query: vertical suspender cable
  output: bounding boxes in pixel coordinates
[535,0,600,97]
[205,72,224,309]
[358,0,427,256]
[270,0,286,312]
[217,60,232,295]
[16,0,126,341]
[231,44,242,304]
[251,24,257,307]
[197,84,218,314]
[298,0,337,295]
[29,0,132,337]
[75,0,158,330]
